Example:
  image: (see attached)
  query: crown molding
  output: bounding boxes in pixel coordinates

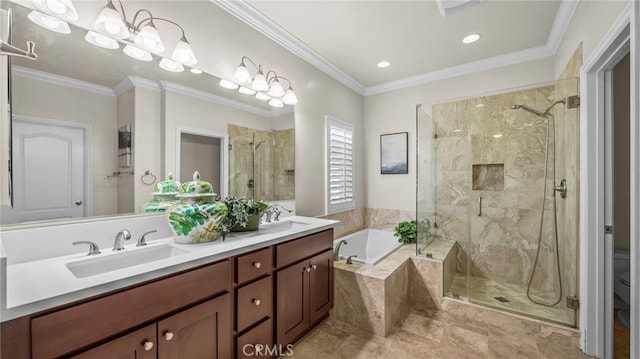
[214,0,579,97]
[159,80,288,118]
[211,0,365,95]
[11,65,114,96]
[365,45,554,96]
[113,76,161,96]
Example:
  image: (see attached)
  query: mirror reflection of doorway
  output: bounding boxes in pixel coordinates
[178,131,224,196]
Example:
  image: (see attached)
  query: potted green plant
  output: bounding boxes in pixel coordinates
[394,219,432,244]
[220,196,271,233]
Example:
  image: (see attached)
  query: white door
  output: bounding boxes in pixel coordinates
[11,118,86,223]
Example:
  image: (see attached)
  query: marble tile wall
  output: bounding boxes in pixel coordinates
[320,208,366,239]
[426,80,579,300]
[228,124,294,201]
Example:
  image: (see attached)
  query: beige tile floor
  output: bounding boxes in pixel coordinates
[290,305,591,359]
[446,273,575,326]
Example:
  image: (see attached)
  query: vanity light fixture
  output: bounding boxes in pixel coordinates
[87,0,198,69]
[221,56,298,106]
[27,10,71,34]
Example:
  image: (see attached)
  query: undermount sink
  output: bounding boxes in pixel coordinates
[66,245,188,278]
[226,219,310,239]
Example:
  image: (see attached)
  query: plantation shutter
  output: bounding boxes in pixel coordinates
[326,117,354,214]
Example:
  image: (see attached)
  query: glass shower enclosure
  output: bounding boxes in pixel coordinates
[416,78,579,326]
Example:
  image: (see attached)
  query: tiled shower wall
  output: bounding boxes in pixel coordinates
[228,124,294,201]
[429,78,579,297]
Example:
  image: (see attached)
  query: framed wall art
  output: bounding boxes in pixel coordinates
[380,132,408,174]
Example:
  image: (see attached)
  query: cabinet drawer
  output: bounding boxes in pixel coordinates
[32,260,230,359]
[276,229,333,268]
[237,247,272,284]
[237,276,272,332]
[237,318,274,359]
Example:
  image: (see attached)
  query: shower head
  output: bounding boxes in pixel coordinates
[511,104,545,117]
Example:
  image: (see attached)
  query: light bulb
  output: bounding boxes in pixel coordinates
[33,0,78,21]
[27,10,70,34]
[123,45,152,61]
[269,98,284,108]
[252,71,269,92]
[233,64,251,84]
[255,92,271,101]
[46,0,66,14]
[268,79,285,97]
[135,22,165,53]
[239,87,257,95]
[171,38,197,65]
[282,88,298,105]
[94,2,129,39]
[219,79,239,89]
[85,30,119,49]
[159,58,184,72]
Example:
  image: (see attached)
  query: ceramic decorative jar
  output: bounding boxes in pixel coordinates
[142,172,181,213]
[167,171,227,244]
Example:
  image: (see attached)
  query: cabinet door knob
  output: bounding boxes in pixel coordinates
[143,341,154,351]
[252,298,261,306]
[164,331,174,341]
[312,264,317,270]
[306,267,311,273]
[253,262,261,269]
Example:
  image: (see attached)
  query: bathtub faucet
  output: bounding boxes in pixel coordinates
[334,239,347,261]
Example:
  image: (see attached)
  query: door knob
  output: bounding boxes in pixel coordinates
[312,265,317,270]
[253,261,261,269]
[306,267,311,273]
[164,331,174,341]
[253,298,261,306]
[75,200,83,206]
[143,341,154,351]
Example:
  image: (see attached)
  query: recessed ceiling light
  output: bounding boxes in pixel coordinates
[189,68,203,74]
[463,33,481,44]
[377,61,390,68]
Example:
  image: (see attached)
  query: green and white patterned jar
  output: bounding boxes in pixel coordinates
[142,173,181,213]
[166,202,228,244]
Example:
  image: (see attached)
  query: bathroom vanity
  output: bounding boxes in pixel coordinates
[0,216,336,358]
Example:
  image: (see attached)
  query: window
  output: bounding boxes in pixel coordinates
[326,116,354,214]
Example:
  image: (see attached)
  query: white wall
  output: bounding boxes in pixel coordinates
[555,0,630,77]
[11,75,118,216]
[180,134,221,194]
[133,87,162,211]
[363,57,556,212]
[0,9,9,206]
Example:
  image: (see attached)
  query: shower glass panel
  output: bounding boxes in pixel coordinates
[417,78,579,327]
[415,105,438,256]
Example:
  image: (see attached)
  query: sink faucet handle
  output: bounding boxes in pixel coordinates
[137,230,158,247]
[72,241,101,255]
[346,255,358,264]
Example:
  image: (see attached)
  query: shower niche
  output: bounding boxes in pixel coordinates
[472,164,504,191]
[416,78,579,327]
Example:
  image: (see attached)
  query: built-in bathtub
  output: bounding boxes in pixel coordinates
[334,228,402,265]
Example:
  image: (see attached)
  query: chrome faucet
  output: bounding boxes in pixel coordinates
[72,241,101,255]
[113,229,132,251]
[334,239,347,261]
[137,230,157,247]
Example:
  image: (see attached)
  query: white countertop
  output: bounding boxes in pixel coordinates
[1,216,337,322]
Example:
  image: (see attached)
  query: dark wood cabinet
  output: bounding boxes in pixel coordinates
[276,248,333,346]
[1,228,334,359]
[72,324,157,359]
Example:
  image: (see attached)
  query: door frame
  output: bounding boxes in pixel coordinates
[579,2,638,357]
[175,126,228,197]
[11,114,92,217]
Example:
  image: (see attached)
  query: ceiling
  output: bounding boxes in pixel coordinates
[228,0,573,94]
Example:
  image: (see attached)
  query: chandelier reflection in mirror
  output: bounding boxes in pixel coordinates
[26,0,198,73]
[219,56,298,107]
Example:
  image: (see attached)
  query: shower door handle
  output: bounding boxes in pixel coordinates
[478,195,483,217]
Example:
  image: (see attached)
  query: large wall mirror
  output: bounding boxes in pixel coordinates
[0,1,295,226]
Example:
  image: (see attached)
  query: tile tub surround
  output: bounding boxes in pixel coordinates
[333,242,457,336]
[0,215,337,321]
[320,207,415,240]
